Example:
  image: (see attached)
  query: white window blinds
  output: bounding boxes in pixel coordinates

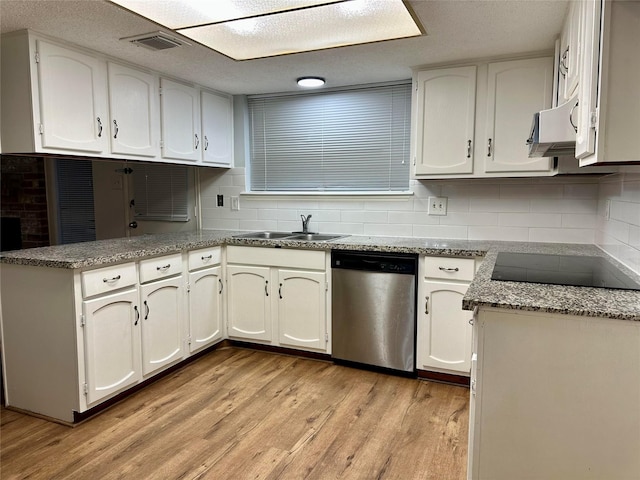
[248,83,411,192]
[133,163,190,221]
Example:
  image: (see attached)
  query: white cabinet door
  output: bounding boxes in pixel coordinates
[83,288,141,405]
[484,57,554,173]
[562,0,582,101]
[140,276,185,376]
[201,90,233,167]
[160,78,201,162]
[277,269,327,352]
[416,281,472,374]
[227,265,272,342]
[188,266,223,353]
[36,40,108,153]
[414,66,476,175]
[108,62,160,158]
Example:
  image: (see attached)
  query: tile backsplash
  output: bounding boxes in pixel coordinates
[199,168,602,244]
[596,171,640,274]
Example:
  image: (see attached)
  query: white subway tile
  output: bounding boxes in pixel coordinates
[277,199,319,209]
[364,224,413,236]
[500,184,563,199]
[446,197,470,212]
[257,209,279,220]
[441,183,500,198]
[296,209,341,222]
[441,212,498,226]
[498,213,561,228]
[214,208,257,220]
[277,220,300,231]
[528,228,594,244]
[468,226,529,241]
[628,225,640,248]
[412,225,468,239]
[317,200,364,210]
[621,180,640,203]
[530,198,597,214]
[603,218,631,244]
[240,198,279,209]
[320,222,364,234]
[232,174,247,187]
[219,186,244,197]
[412,182,442,198]
[469,198,530,213]
[276,209,299,221]
[364,199,413,211]
[610,200,640,226]
[341,211,388,223]
[390,211,440,225]
[561,214,597,229]
[563,183,598,198]
[200,217,240,230]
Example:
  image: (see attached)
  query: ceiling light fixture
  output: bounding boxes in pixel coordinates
[297,76,325,87]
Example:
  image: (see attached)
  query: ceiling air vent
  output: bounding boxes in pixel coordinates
[123,31,186,51]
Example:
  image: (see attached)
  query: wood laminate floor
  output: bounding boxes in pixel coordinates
[0,347,469,479]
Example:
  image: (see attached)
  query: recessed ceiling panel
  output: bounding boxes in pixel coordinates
[110,0,337,29]
[178,0,423,60]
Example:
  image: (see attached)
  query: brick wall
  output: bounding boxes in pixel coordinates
[1,156,50,249]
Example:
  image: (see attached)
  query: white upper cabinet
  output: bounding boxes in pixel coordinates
[414,66,476,176]
[558,0,582,102]
[484,57,554,173]
[413,57,555,179]
[577,0,640,165]
[107,62,160,158]
[36,39,109,153]
[201,90,234,167]
[160,78,202,162]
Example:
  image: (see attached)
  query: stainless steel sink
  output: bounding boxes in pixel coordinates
[233,231,346,242]
[287,233,346,241]
[233,231,293,239]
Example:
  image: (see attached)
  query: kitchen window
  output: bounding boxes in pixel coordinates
[133,163,189,221]
[248,82,411,193]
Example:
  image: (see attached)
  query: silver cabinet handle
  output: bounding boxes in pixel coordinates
[425,296,429,314]
[559,46,569,77]
[279,283,283,299]
[113,119,119,139]
[97,117,103,137]
[144,300,149,320]
[569,100,579,133]
[439,266,459,272]
[103,274,121,283]
[265,280,269,297]
[487,138,492,157]
[156,264,171,271]
[204,135,209,151]
[194,133,199,150]
[469,318,474,326]
[134,306,140,326]
[201,254,212,261]
[466,139,472,158]
[218,278,223,294]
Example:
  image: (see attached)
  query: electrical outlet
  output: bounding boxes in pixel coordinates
[217,195,223,207]
[428,196,447,216]
[231,196,240,211]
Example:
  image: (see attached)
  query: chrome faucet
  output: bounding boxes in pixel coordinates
[301,214,312,233]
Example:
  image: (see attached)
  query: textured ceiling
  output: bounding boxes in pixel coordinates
[0,0,569,95]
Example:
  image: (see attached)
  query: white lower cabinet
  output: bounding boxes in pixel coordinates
[277,269,326,350]
[140,275,185,376]
[227,265,272,342]
[226,246,330,353]
[188,265,223,353]
[82,288,142,405]
[416,256,478,375]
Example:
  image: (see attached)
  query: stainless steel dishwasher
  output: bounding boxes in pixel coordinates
[331,250,417,374]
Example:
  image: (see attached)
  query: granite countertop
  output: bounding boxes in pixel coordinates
[2,229,639,321]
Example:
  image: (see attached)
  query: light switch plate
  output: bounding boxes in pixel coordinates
[428,196,447,216]
[231,196,240,211]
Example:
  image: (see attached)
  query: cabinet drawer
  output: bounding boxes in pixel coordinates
[139,253,183,283]
[423,256,476,282]
[82,262,137,298]
[188,246,221,271]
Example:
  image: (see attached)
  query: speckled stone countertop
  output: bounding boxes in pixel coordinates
[2,229,639,321]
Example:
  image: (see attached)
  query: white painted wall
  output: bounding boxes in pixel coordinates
[199,167,601,244]
[596,169,640,274]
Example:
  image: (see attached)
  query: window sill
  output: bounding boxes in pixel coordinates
[240,191,414,200]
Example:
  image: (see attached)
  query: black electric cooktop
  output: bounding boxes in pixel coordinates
[491,252,640,291]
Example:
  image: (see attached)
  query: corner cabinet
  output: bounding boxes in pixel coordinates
[412,57,555,179]
[226,246,330,353]
[576,0,640,165]
[416,256,479,375]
